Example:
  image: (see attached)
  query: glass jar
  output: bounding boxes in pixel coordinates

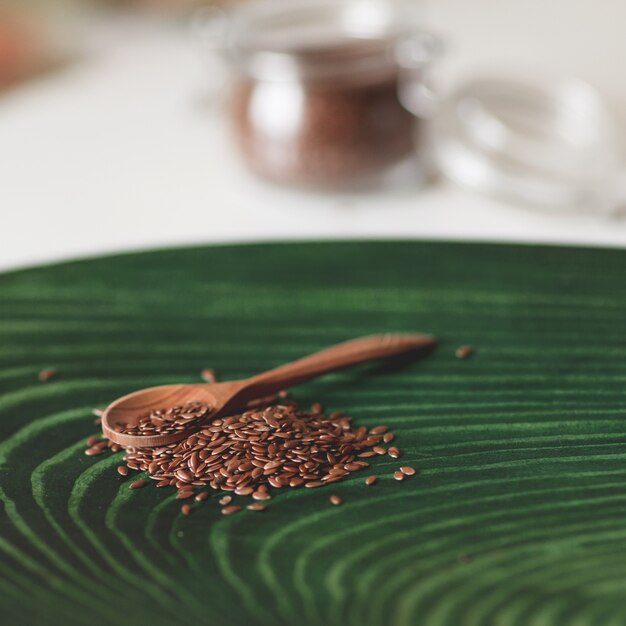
[198,0,441,189]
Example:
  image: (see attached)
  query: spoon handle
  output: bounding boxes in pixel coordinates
[232,334,436,404]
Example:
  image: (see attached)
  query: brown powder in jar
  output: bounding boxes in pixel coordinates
[230,70,416,187]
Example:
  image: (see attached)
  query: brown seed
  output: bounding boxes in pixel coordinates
[393,471,405,481]
[383,432,395,444]
[84,447,104,456]
[195,492,209,502]
[38,368,57,382]
[387,447,400,459]
[86,436,99,447]
[329,495,343,506]
[365,476,378,486]
[201,368,217,383]
[369,425,388,435]
[176,491,195,500]
[219,496,232,506]
[455,345,474,359]
[130,480,147,489]
[102,397,396,513]
[116,466,128,477]
[181,504,192,516]
[247,503,267,511]
[311,403,324,414]
[221,505,242,516]
[400,466,416,476]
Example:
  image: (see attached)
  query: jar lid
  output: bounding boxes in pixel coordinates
[432,76,623,213]
[224,0,414,82]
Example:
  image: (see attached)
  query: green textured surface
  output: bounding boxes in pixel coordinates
[1,240,626,626]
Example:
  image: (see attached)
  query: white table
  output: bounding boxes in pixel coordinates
[2,3,626,273]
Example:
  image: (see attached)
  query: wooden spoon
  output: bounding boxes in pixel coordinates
[101,333,436,448]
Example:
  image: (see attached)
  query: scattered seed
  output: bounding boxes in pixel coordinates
[329,495,343,506]
[38,368,57,382]
[369,425,388,435]
[201,368,217,383]
[176,491,195,500]
[383,433,395,444]
[130,480,147,489]
[181,504,192,516]
[456,345,474,359]
[222,505,242,516]
[95,396,408,518]
[400,466,416,476]
[86,436,99,447]
[393,471,405,481]
[388,447,400,459]
[117,466,128,477]
[247,503,267,511]
[365,476,378,486]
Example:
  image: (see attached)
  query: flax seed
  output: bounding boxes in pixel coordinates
[365,476,377,486]
[247,503,267,511]
[38,368,57,382]
[383,433,394,444]
[130,480,147,489]
[329,495,343,505]
[388,447,400,459]
[181,504,192,516]
[369,425,388,435]
[393,471,405,481]
[117,466,128,477]
[400,466,416,476]
[176,491,195,500]
[456,345,474,359]
[99,397,405,515]
[201,368,217,383]
[222,505,242,516]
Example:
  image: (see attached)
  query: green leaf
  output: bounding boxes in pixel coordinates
[1,241,626,626]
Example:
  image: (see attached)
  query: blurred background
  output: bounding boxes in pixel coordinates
[1,0,625,271]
